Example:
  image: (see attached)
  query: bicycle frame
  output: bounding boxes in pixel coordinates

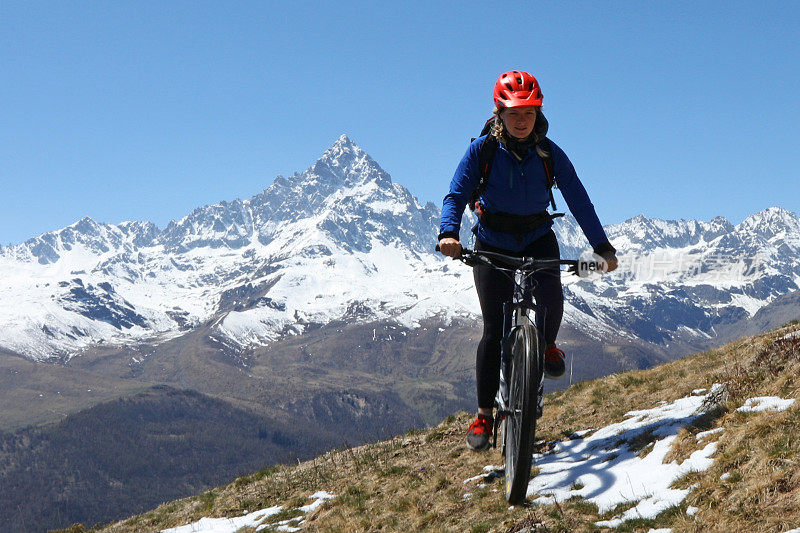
[496,270,541,423]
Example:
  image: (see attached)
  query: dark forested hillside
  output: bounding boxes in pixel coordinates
[0,386,340,532]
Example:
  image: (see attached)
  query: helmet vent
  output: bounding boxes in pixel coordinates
[493,70,543,108]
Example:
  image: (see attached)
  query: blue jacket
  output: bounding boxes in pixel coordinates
[439,135,612,253]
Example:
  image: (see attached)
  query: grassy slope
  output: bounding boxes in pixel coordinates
[0,349,148,431]
[65,322,800,532]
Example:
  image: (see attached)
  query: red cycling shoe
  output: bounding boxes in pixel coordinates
[544,344,566,379]
[466,414,493,451]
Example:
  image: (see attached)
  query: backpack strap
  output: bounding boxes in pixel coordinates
[468,124,499,212]
[537,137,558,211]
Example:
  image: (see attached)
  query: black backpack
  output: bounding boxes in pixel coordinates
[469,119,558,212]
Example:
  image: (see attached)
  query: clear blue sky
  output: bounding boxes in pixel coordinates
[2,1,798,246]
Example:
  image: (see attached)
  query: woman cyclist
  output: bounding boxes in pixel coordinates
[438,70,618,451]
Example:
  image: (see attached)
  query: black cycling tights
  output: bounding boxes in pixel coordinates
[472,231,563,409]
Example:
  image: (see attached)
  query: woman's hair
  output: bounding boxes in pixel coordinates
[492,107,549,158]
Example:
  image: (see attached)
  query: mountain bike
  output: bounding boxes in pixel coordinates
[440,245,601,504]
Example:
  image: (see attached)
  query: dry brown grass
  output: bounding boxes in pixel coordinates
[677,328,800,533]
[85,323,800,533]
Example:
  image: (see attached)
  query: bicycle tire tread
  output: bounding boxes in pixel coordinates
[504,324,541,504]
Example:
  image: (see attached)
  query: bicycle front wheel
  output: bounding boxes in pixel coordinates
[503,324,541,504]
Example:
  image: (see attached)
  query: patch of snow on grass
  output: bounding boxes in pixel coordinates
[463,465,504,485]
[298,491,336,512]
[695,427,724,440]
[159,491,335,533]
[159,506,282,533]
[736,397,796,413]
[521,386,723,528]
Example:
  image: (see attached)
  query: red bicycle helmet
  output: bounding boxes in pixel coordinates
[493,70,543,108]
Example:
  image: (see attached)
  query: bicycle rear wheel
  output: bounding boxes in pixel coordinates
[503,324,541,504]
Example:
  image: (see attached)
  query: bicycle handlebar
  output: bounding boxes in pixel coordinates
[435,244,604,277]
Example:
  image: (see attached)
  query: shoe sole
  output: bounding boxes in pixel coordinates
[544,366,565,379]
[467,441,491,451]
[466,434,492,451]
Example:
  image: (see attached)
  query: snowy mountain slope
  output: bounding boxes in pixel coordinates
[573,206,800,344]
[1,134,799,362]
[0,136,468,361]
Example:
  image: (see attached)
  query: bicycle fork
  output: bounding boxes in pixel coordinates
[492,301,535,449]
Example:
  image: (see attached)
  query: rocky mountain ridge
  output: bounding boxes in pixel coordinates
[1,135,799,362]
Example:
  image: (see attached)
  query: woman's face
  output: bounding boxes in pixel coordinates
[501,107,537,139]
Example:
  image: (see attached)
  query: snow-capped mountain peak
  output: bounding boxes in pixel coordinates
[738,206,800,239]
[0,136,446,360]
[2,217,161,265]
[314,134,380,181]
